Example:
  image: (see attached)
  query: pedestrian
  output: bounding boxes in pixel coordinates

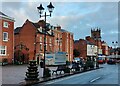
[40,59,44,68]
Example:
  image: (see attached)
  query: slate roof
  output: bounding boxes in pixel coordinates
[74,39,95,45]
[0,11,14,21]
[74,40,79,43]
[14,19,54,36]
[60,29,73,34]
[86,40,95,45]
[14,27,21,34]
[32,23,40,28]
[0,11,8,17]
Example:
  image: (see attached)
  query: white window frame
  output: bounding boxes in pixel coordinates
[0,46,7,56]
[40,44,42,51]
[49,38,52,43]
[3,22,8,28]
[3,32,8,42]
[40,36,42,42]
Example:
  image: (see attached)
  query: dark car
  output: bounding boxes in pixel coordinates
[107,59,116,64]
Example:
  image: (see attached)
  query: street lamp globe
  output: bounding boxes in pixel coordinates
[47,2,54,16]
[37,4,44,17]
[112,41,118,48]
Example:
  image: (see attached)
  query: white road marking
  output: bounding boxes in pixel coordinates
[90,76,101,83]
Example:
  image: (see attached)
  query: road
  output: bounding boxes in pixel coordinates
[35,64,119,85]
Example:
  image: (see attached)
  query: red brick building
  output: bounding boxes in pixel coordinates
[101,41,109,56]
[14,20,54,62]
[14,19,74,63]
[61,29,74,62]
[74,38,97,60]
[74,39,87,59]
[86,36,96,45]
[53,26,63,52]
[74,28,107,60]
[0,12,15,64]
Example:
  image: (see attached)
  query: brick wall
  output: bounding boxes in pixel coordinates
[1,18,14,63]
[74,39,87,59]
[14,20,74,62]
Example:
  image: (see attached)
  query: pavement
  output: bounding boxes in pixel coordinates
[1,64,102,86]
[2,64,43,85]
[2,64,62,85]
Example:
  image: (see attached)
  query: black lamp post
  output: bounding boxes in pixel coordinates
[91,45,94,61]
[37,2,54,77]
[112,41,118,58]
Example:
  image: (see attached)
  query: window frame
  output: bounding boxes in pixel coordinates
[0,46,7,56]
[40,36,42,42]
[40,44,42,51]
[3,32,8,42]
[3,22,8,28]
[49,38,52,43]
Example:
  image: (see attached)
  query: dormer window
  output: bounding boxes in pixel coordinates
[38,26,42,32]
[47,30,52,35]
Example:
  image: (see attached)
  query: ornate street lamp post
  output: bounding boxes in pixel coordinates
[37,2,54,77]
[91,45,94,61]
[112,41,118,58]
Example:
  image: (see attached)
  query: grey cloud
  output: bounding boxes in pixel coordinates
[1,2,118,46]
[49,2,118,45]
[2,2,22,10]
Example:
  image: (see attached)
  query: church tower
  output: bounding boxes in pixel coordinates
[91,27,101,41]
[91,27,102,54]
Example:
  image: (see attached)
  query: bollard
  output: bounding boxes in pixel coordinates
[25,60,39,81]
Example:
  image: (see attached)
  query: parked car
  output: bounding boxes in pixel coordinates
[74,57,81,63]
[97,57,106,64]
[73,57,84,67]
[116,58,120,63]
[107,58,116,64]
[116,60,120,63]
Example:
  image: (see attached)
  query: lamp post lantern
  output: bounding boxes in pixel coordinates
[37,2,54,77]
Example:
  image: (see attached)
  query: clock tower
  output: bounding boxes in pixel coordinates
[91,27,101,41]
[91,27,102,55]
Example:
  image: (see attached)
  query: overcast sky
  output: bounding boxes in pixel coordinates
[1,0,119,47]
